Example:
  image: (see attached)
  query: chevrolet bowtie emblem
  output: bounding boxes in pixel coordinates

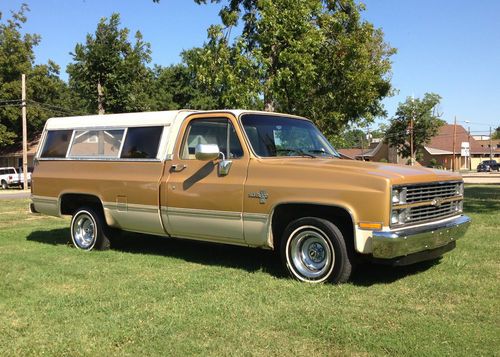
[431,197,444,207]
[248,190,269,204]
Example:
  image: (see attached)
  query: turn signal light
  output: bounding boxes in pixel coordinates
[359,222,383,230]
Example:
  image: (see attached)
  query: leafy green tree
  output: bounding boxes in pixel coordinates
[182,25,262,110]
[67,13,152,114]
[385,93,445,159]
[0,4,70,147]
[188,0,395,138]
[492,126,500,140]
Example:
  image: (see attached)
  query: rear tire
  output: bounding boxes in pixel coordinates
[70,207,110,251]
[1,181,7,190]
[280,217,353,283]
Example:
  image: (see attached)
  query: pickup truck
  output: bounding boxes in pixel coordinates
[0,166,32,189]
[31,110,471,283]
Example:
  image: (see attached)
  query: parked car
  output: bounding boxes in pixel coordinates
[31,110,470,283]
[0,166,32,189]
[477,160,499,172]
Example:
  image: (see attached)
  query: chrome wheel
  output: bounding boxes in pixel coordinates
[287,225,334,281]
[71,211,97,250]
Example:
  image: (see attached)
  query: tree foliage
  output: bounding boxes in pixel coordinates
[0,4,70,148]
[67,13,152,114]
[492,126,500,140]
[188,0,395,139]
[385,93,445,159]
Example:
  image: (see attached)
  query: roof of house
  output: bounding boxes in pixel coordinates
[0,137,40,157]
[338,148,363,159]
[425,124,498,154]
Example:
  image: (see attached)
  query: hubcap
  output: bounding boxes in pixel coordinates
[72,213,96,249]
[288,226,334,279]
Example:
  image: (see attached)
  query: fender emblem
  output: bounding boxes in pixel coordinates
[248,190,269,204]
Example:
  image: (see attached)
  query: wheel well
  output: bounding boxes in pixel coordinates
[60,193,103,216]
[272,203,354,251]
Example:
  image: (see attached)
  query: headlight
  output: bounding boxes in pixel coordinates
[391,208,409,225]
[391,210,399,224]
[456,182,464,196]
[392,189,400,204]
[391,187,407,204]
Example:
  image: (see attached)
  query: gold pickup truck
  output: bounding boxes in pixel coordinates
[31,110,471,283]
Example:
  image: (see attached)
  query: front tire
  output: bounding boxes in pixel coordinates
[1,181,7,190]
[70,207,110,251]
[280,217,353,283]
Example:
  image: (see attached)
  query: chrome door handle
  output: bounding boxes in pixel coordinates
[171,164,187,172]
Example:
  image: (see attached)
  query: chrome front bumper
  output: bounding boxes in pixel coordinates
[372,215,471,259]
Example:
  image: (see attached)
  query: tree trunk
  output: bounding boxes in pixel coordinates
[264,98,275,112]
[97,80,105,115]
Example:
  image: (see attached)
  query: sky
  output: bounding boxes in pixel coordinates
[1,0,499,135]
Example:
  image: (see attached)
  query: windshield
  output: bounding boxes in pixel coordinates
[241,114,340,158]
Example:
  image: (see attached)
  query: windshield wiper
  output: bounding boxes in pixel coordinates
[305,149,336,157]
[275,148,316,158]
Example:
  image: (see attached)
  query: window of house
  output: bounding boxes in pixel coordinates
[121,126,163,159]
[40,130,73,158]
[68,129,124,158]
[180,118,243,160]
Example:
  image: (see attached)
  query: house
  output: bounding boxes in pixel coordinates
[420,124,500,170]
[339,124,500,169]
[0,136,40,168]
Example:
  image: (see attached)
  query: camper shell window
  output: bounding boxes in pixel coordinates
[68,129,125,158]
[40,130,73,158]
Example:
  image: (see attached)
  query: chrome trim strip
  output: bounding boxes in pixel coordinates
[393,195,463,209]
[168,206,242,220]
[37,158,161,162]
[372,215,471,259]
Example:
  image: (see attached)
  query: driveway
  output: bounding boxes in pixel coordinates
[0,191,30,200]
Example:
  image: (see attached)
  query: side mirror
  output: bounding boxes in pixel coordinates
[195,144,220,161]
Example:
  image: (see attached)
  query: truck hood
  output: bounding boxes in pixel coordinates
[262,157,462,184]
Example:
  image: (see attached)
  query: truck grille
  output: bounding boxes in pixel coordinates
[391,181,463,227]
[405,182,461,203]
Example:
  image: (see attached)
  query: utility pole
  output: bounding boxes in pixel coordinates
[409,96,414,166]
[21,74,28,190]
[468,126,471,170]
[360,133,365,161]
[452,116,457,171]
[490,126,493,161]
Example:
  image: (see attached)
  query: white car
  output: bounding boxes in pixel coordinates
[0,167,32,189]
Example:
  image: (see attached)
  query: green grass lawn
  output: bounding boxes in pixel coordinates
[1,186,499,356]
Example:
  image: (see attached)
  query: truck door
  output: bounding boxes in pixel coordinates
[161,113,250,243]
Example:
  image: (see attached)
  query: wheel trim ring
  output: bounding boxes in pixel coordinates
[286,225,335,282]
[71,211,97,250]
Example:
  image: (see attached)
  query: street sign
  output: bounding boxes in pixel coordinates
[461,142,470,157]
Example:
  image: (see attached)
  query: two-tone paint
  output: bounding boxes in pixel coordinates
[32,109,468,258]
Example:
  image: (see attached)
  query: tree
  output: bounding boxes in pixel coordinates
[385,93,445,159]
[187,0,395,139]
[0,4,70,148]
[182,25,262,110]
[492,126,500,140]
[67,13,152,114]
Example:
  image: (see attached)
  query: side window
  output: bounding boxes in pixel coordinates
[9,168,16,174]
[69,129,124,158]
[40,130,73,158]
[121,126,163,159]
[181,118,243,160]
